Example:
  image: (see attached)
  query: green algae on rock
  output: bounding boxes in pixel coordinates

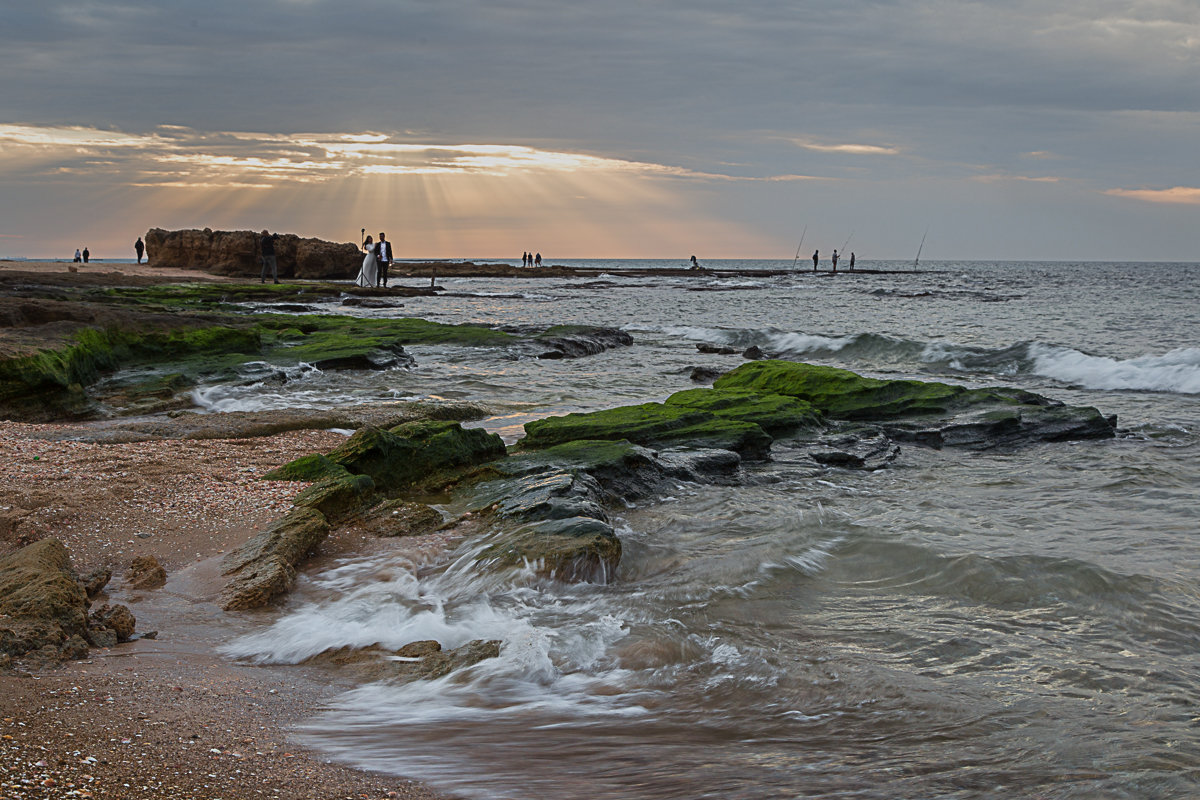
[317,420,508,494]
[713,359,1116,447]
[518,387,817,458]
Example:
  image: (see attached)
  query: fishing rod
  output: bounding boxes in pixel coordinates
[913,226,929,268]
[840,229,854,254]
[790,225,808,270]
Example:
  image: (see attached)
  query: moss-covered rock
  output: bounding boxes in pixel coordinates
[293,473,376,521]
[262,453,352,482]
[325,421,506,493]
[518,389,804,459]
[663,388,821,434]
[713,360,977,419]
[714,360,1115,447]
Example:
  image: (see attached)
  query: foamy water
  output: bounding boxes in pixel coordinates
[212,260,1200,798]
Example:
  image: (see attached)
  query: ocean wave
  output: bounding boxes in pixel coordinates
[1027,344,1200,394]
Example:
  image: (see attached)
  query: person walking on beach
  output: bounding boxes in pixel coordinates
[812,250,819,271]
[355,235,378,287]
[534,252,542,268]
[260,229,279,283]
[135,237,145,264]
[374,232,393,287]
[849,252,855,271]
[831,249,839,272]
[74,248,82,263]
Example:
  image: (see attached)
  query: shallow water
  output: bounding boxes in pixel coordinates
[219,260,1200,798]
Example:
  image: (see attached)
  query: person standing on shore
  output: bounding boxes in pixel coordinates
[73,248,82,263]
[831,249,839,272]
[135,237,145,264]
[812,250,819,271]
[82,247,90,264]
[534,252,542,267]
[849,252,855,271]
[259,229,279,283]
[690,255,700,269]
[374,232,393,287]
[355,235,377,287]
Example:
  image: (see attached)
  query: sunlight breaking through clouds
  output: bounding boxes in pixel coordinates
[0,124,814,187]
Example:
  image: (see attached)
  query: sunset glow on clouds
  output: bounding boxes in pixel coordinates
[2,1,1199,260]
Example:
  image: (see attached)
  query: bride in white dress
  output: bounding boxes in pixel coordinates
[355,236,377,287]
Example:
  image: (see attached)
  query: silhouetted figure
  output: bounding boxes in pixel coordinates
[135,237,145,264]
[73,249,82,263]
[690,255,699,269]
[831,250,839,272]
[849,252,855,271]
[260,230,279,283]
[82,247,90,264]
[812,250,819,271]
[534,252,542,267]
[374,232,393,287]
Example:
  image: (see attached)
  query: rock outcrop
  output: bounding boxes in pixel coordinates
[223,421,505,610]
[0,539,138,665]
[144,228,361,279]
[713,360,1116,448]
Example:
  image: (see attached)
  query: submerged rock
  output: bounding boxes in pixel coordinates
[689,366,725,383]
[305,639,502,683]
[806,432,901,470]
[535,325,634,359]
[356,500,445,538]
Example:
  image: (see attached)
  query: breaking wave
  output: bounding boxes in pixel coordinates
[660,325,1200,394]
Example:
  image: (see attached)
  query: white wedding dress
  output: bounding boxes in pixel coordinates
[355,245,377,287]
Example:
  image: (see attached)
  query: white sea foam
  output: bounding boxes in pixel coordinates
[766,331,856,354]
[1029,344,1200,394]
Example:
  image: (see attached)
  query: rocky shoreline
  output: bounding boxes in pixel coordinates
[0,258,1117,798]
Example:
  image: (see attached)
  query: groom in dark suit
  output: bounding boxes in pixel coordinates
[374,232,393,287]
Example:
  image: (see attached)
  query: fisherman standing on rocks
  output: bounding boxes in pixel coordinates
[812,250,819,271]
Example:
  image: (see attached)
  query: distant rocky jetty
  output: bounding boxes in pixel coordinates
[144,228,361,279]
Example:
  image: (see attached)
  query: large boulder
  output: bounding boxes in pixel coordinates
[0,539,91,661]
[144,228,361,279]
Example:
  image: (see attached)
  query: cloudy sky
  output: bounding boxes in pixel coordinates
[2,0,1197,261]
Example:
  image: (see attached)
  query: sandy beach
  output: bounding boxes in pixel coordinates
[0,259,448,799]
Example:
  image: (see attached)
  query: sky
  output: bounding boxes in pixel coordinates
[1,0,1197,261]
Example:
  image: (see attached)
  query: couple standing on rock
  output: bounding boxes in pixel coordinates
[356,232,394,288]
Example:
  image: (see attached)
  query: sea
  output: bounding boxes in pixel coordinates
[207,259,1199,799]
